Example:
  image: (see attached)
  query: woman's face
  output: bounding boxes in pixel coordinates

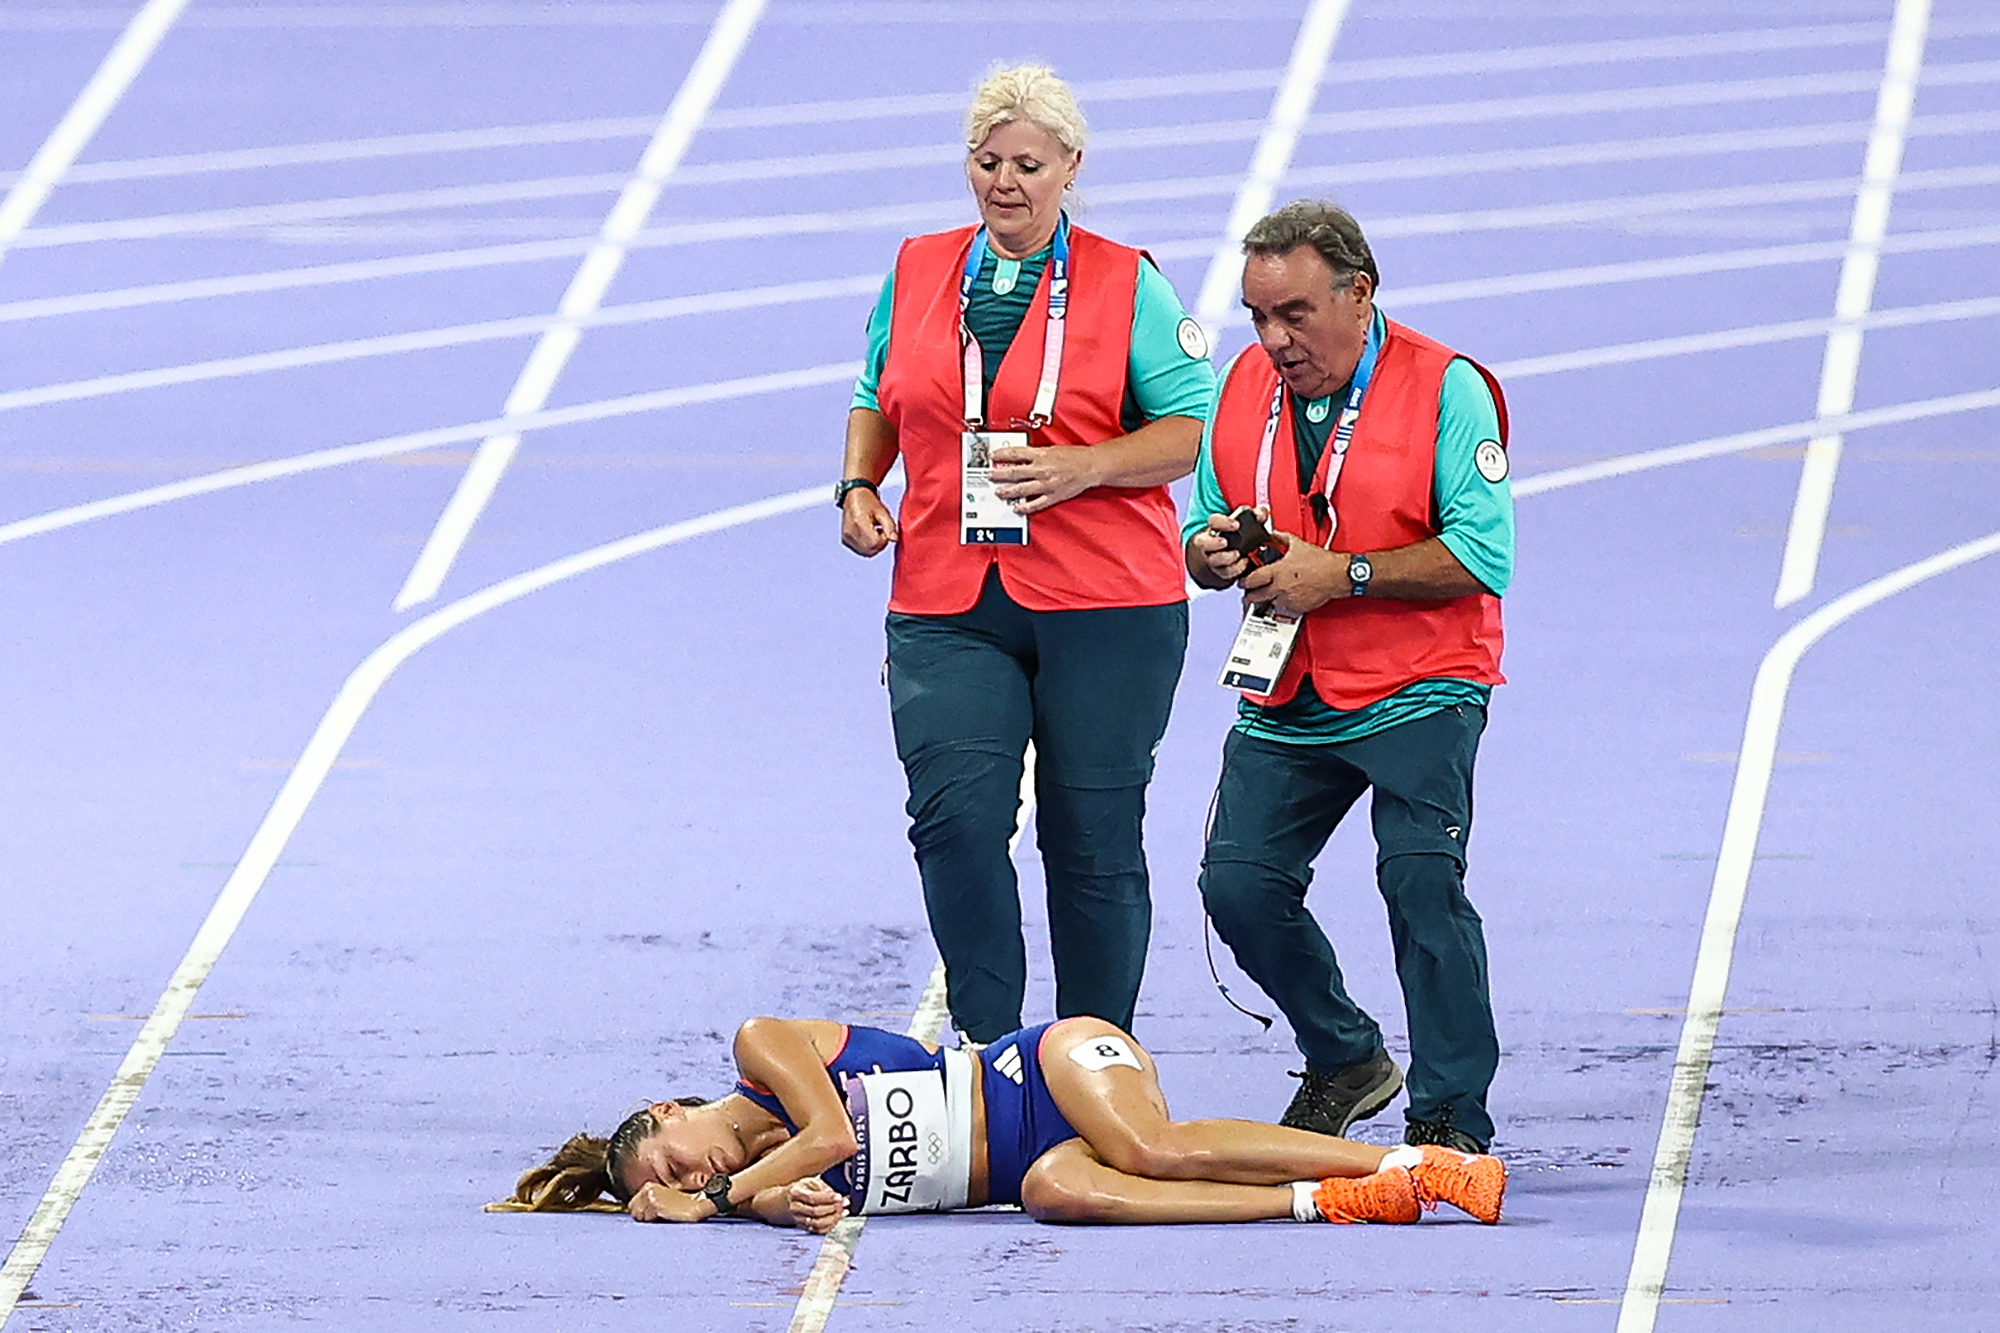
[617,1104,743,1197]
[966,118,1078,257]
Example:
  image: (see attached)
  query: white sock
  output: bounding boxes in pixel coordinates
[1289,1181,1322,1223]
[1381,1146,1424,1171]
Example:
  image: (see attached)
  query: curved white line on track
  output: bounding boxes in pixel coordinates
[1615,523,2000,1333]
[0,0,188,266]
[9,252,2000,427]
[0,361,861,548]
[0,480,833,1329]
[394,0,770,612]
[11,159,2000,333]
[10,173,628,249]
[1,377,1993,1326]
[0,276,877,415]
[1775,0,1932,609]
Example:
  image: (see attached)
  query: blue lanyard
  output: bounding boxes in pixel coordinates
[958,212,1070,429]
[1253,312,1382,543]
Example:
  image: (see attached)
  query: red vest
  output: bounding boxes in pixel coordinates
[1209,318,1508,710]
[875,224,1188,614]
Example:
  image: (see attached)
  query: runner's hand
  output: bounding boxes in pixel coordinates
[786,1177,850,1234]
[627,1183,702,1224]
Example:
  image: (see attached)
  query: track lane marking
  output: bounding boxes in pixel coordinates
[1197,0,1362,328]
[1775,0,1932,608]
[0,481,835,1328]
[785,753,1038,1333]
[3,383,1994,1323]
[9,152,2000,329]
[1616,522,2000,1333]
[392,0,770,611]
[0,0,189,267]
[0,361,860,548]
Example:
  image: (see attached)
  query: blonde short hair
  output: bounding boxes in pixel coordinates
[963,64,1087,157]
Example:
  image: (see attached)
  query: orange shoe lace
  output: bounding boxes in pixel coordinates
[1411,1145,1506,1224]
[1312,1167,1420,1224]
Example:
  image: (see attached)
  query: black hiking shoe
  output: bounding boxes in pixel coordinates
[1279,1050,1403,1136]
[1404,1106,1487,1155]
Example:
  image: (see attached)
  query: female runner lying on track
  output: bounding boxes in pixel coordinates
[494,1016,1506,1229]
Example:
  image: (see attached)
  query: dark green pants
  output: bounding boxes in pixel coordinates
[887,568,1187,1042]
[1199,704,1499,1144]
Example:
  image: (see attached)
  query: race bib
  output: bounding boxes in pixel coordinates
[839,1049,974,1215]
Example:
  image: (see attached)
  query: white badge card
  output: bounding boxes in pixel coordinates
[1219,602,1302,693]
[961,430,1028,546]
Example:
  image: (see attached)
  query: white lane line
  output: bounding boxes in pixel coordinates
[1,376,1991,1323]
[0,0,189,266]
[0,480,837,1329]
[1615,522,2000,1333]
[786,752,1037,1333]
[14,160,2000,332]
[18,101,1995,253]
[0,276,878,415]
[1196,221,2000,332]
[1775,0,1933,609]
[1512,385,2000,499]
[1193,0,1353,328]
[20,46,1989,194]
[0,361,860,548]
[1490,292,2000,382]
[393,0,769,612]
[11,173,628,249]
[11,239,2000,423]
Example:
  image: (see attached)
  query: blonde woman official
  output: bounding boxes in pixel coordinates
[836,66,1216,1046]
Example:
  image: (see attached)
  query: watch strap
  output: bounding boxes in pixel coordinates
[703,1173,740,1217]
[834,477,879,508]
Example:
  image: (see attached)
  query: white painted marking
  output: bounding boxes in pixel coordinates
[1512,386,2000,499]
[1616,522,2000,1333]
[11,173,627,249]
[1193,0,1354,329]
[786,749,1035,1333]
[1203,221,2000,331]
[0,277,879,415]
[1775,0,1932,609]
[0,0,190,266]
[21,51,1995,196]
[12,159,2000,331]
[0,478,861,1327]
[0,361,861,549]
[393,0,770,611]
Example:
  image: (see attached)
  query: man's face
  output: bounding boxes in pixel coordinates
[1240,245,1374,401]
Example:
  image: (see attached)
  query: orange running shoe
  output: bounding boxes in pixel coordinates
[1312,1167,1420,1224]
[1411,1145,1507,1224]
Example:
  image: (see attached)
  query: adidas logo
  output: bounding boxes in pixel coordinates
[992,1043,1024,1084]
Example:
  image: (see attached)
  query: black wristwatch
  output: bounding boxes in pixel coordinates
[1347,553,1373,597]
[833,477,879,508]
[702,1173,740,1217]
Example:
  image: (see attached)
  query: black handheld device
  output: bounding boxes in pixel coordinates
[1220,506,1287,570]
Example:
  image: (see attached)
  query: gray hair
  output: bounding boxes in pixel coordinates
[1243,200,1380,290]
[963,63,1087,156]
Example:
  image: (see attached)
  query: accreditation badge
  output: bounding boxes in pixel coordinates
[1219,601,1302,693]
[960,430,1028,545]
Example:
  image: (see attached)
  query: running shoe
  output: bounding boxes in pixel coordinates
[1312,1167,1421,1225]
[1411,1145,1507,1225]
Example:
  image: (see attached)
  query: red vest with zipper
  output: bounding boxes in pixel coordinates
[1209,318,1508,710]
[875,224,1188,614]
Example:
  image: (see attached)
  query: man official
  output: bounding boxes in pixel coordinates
[1185,201,1513,1153]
